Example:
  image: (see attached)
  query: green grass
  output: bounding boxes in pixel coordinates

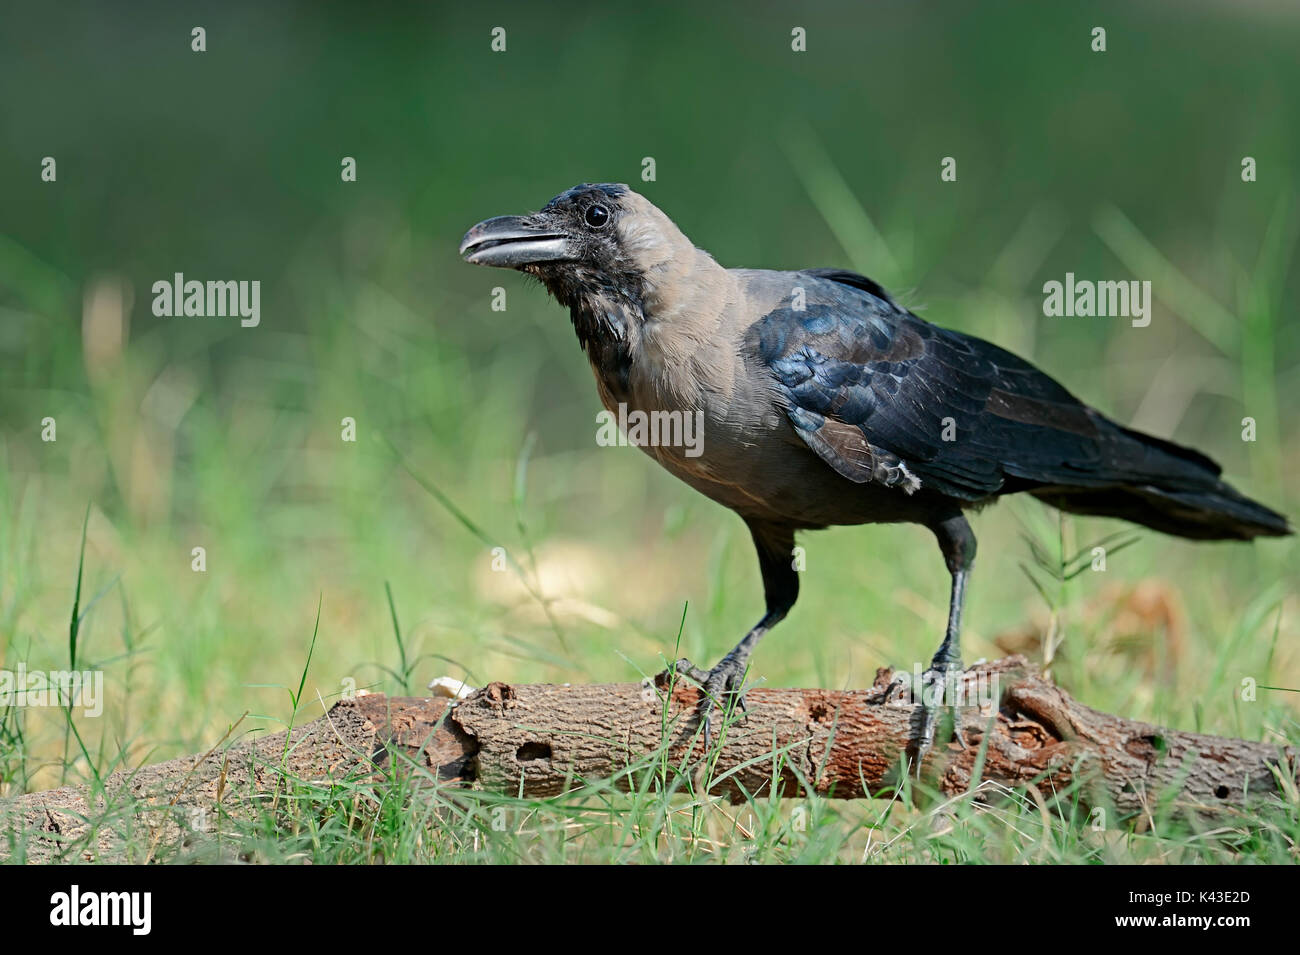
[1,371,1296,863]
[1,1,1298,863]
[5,628,1298,864]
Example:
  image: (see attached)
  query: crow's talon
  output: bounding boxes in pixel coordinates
[671,658,712,685]
[913,659,964,776]
[668,656,749,748]
[886,673,910,704]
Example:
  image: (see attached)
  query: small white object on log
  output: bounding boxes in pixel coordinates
[427,676,476,699]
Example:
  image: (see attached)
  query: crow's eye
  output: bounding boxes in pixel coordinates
[584,204,610,228]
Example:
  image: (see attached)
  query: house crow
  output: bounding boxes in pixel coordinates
[460,183,1291,753]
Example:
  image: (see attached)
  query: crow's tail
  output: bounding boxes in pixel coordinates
[1029,425,1291,541]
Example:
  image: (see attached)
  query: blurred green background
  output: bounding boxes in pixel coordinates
[1,1,1297,796]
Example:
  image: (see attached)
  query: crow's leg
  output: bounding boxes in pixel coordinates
[667,521,798,747]
[915,512,976,772]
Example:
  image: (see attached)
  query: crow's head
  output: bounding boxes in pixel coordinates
[460,184,694,318]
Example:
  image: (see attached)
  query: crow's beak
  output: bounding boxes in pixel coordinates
[459,215,573,267]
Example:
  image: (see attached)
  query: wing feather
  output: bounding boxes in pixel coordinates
[749,270,1151,501]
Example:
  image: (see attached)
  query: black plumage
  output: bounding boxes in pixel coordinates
[756,269,1285,541]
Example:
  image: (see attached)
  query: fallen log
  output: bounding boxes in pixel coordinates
[2,656,1294,862]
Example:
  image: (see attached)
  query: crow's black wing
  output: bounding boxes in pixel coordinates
[749,270,1217,502]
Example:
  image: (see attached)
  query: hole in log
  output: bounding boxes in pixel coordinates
[516,741,552,763]
[1124,734,1165,763]
[1214,785,1230,799]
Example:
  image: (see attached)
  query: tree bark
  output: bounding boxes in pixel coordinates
[2,656,1294,862]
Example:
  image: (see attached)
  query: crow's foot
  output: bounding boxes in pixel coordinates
[664,654,749,748]
[913,657,965,776]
